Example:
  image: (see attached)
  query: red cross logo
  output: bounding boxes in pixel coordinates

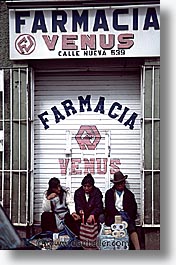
[75,125,101,150]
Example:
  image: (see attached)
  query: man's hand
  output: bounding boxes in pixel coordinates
[79,210,84,216]
[87,214,95,224]
[79,210,84,223]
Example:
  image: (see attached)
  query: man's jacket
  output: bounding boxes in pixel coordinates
[74,186,104,222]
[105,186,137,226]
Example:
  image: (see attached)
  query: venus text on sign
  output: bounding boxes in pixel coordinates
[42,33,134,51]
[58,158,121,175]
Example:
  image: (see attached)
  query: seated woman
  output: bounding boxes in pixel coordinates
[41,177,80,235]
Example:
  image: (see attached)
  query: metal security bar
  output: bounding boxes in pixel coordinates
[141,64,160,227]
[0,67,33,226]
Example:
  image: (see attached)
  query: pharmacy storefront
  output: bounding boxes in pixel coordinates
[2,2,160,230]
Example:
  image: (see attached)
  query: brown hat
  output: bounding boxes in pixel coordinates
[110,171,127,183]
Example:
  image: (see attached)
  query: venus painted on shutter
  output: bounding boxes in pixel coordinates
[34,71,141,223]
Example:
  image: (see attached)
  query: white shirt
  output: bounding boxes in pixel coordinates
[115,190,124,211]
[42,186,75,214]
[85,193,89,202]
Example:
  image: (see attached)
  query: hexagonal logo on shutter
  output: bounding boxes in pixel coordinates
[75,125,101,150]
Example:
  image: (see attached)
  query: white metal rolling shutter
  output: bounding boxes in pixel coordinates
[34,71,141,223]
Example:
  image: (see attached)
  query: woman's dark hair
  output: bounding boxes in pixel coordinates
[47,177,66,204]
[81,173,95,186]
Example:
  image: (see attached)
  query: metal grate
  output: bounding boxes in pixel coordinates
[141,64,160,227]
[0,67,33,226]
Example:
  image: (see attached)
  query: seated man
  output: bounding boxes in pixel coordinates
[74,173,105,229]
[105,171,140,250]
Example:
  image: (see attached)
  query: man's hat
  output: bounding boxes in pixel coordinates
[110,171,127,183]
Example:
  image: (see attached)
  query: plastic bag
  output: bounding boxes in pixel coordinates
[28,222,83,250]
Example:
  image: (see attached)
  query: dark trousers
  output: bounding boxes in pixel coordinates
[41,211,81,236]
[64,213,81,236]
[41,212,58,232]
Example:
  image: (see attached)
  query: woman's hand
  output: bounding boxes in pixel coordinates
[47,193,57,200]
[72,212,81,221]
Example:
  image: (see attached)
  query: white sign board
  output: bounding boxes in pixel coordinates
[9,5,160,59]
